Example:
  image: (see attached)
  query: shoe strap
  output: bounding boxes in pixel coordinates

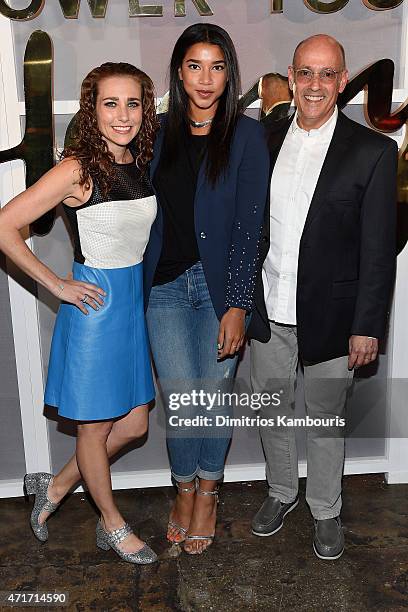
[185,534,214,541]
[44,477,59,512]
[175,482,196,494]
[105,522,133,545]
[197,487,218,497]
[168,521,188,535]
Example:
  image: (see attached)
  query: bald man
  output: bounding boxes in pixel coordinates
[258,73,292,124]
[248,35,397,559]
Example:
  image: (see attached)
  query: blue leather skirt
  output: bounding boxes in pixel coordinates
[45,261,154,421]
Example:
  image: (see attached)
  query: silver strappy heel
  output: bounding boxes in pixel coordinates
[184,487,219,555]
[167,481,196,543]
[24,472,60,542]
[96,519,158,564]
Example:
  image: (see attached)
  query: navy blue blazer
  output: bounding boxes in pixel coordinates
[144,114,270,320]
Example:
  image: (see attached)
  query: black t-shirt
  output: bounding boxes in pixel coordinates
[153,132,208,285]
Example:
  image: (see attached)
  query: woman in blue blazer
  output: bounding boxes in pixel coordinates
[144,23,269,554]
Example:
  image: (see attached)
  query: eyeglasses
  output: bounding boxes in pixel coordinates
[294,68,342,83]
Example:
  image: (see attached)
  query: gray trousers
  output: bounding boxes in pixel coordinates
[250,321,354,519]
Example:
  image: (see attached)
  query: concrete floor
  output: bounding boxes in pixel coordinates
[0,474,407,611]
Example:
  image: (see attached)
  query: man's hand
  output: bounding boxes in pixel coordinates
[217,307,246,359]
[348,335,378,370]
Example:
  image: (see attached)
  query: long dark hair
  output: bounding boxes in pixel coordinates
[161,23,241,186]
[62,62,159,197]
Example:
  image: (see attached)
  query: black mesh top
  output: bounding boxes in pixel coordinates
[63,162,153,264]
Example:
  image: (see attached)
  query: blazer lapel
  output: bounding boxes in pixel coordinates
[302,112,354,233]
[268,116,293,173]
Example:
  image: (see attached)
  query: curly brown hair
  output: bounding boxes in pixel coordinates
[62,62,159,197]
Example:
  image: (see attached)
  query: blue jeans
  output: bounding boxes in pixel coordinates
[146,262,238,482]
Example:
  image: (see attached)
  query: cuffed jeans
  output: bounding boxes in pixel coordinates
[250,321,354,519]
[146,262,238,482]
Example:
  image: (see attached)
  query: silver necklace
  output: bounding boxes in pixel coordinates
[189,117,213,128]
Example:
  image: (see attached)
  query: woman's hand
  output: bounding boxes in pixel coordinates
[54,273,106,315]
[0,158,95,307]
[217,307,246,359]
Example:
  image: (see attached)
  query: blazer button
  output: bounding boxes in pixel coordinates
[262,236,268,243]
[200,232,207,239]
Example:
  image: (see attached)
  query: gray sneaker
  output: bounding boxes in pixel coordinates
[251,496,299,536]
[313,517,344,560]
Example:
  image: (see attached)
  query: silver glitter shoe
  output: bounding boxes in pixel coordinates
[96,519,158,564]
[24,472,60,542]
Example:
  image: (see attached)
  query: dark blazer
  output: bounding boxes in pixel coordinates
[143,114,270,320]
[247,110,398,364]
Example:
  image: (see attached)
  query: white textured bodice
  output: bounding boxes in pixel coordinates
[76,196,156,268]
[63,162,156,269]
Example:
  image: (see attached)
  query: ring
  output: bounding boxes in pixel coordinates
[81,294,89,304]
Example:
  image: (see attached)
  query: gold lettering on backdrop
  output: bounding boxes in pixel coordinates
[0,0,403,19]
[128,0,163,16]
[0,0,109,19]
[0,31,55,235]
[0,0,43,20]
[58,0,109,18]
[274,0,403,12]
[0,0,166,19]
[303,0,350,13]
[270,0,283,12]
[174,0,213,16]
[363,0,403,8]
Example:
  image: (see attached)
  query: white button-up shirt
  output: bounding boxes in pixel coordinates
[263,107,338,325]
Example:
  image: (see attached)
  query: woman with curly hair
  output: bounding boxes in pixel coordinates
[0,62,159,564]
